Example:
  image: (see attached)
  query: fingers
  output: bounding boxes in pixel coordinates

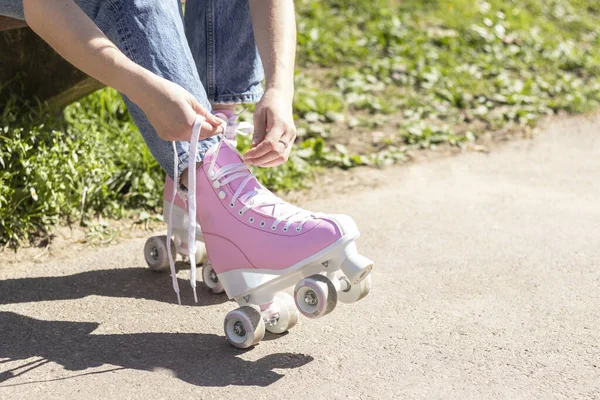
[244,121,296,167]
[245,141,287,166]
[199,121,224,139]
[258,128,296,167]
[244,123,284,161]
[251,107,268,147]
[204,112,225,128]
[190,98,225,128]
[187,98,224,138]
[167,116,223,142]
[280,125,297,147]
[256,152,289,167]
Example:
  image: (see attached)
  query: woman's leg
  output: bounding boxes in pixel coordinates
[184,0,264,111]
[88,0,220,180]
[3,0,217,181]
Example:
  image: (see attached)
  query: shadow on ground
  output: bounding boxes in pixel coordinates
[0,312,313,387]
[0,266,226,306]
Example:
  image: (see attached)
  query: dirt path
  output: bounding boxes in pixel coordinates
[1,115,599,399]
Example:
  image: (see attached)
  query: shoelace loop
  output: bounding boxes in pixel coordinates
[167,116,205,305]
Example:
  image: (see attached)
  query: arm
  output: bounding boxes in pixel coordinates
[22,0,222,140]
[244,0,297,167]
[249,0,296,95]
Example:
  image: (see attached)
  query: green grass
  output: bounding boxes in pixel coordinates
[2,0,600,246]
[295,0,600,142]
[0,91,163,246]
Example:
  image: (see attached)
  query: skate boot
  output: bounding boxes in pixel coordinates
[186,124,373,349]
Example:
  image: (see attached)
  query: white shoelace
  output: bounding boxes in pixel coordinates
[166,115,315,304]
[218,113,253,143]
[167,116,204,305]
[207,143,315,232]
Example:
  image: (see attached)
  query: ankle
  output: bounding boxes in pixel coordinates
[212,104,236,115]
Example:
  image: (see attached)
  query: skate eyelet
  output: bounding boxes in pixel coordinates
[213,180,221,188]
[230,203,235,208]
[249,217,254,223]
[296,226,302,232]
[283,227,288,232]
[260,221,266,227]
[218,191,226,200]
[238,210,243,215]
[271,226,276,230]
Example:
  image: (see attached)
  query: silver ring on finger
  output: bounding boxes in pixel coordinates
[278,139,289,150]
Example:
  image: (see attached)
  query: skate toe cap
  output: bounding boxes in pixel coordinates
[317,213,360,239]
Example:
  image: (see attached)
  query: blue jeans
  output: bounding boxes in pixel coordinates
[1,0,264,180]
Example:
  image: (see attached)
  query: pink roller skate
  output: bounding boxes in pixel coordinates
[188,121,373,349]
[149,116,373,348]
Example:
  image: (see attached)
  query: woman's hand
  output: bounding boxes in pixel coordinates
[244,87,296,167]
[137,75,224,142]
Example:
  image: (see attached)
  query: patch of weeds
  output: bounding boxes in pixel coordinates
[84,219,120,246]
[129,210,163,232]
[294,85,346,118]
[296,0,600,150]
[400,122,471,148]
[0,89,162,247]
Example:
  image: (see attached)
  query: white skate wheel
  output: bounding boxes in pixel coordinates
[144,235,175,272]
[338,274,372,304]
[341,253,374,284]
[266,292,299,334]
[202,263,224,294]
[294,275,337,319]
[224,306,265,349]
